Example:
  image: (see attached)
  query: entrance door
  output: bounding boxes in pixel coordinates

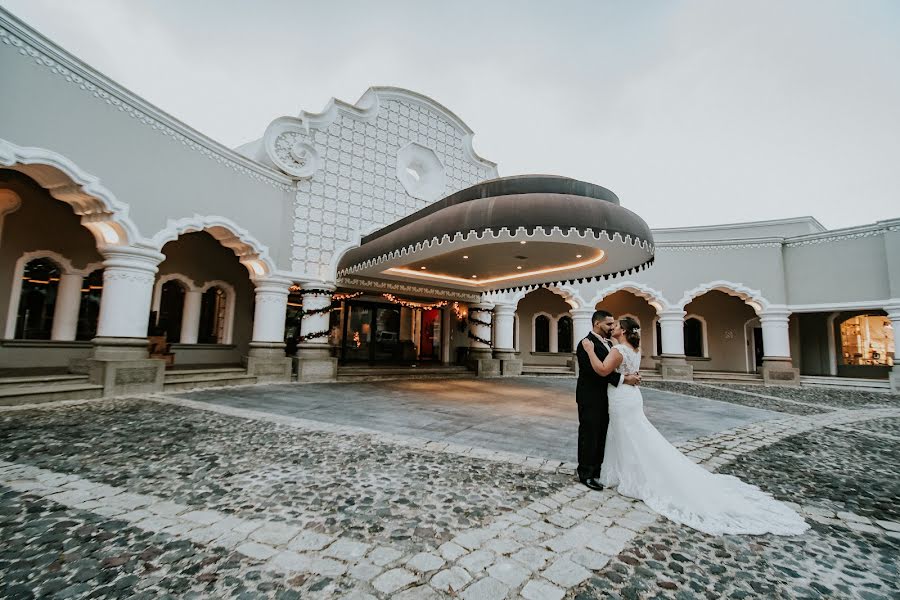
[418,309,442,361]
[753,327,764,368]
[340,301,404,364]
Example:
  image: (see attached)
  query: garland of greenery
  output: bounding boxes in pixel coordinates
[467,330,493,347]
[467,315,492,328]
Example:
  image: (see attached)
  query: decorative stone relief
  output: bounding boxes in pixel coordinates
[288,91,499,279]
[395,142,445,201]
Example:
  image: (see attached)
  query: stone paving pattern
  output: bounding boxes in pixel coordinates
[0,380,898,599]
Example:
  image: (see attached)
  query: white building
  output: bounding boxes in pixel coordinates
[1,9,897,397]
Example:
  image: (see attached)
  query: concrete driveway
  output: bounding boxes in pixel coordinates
[176,377,781,464]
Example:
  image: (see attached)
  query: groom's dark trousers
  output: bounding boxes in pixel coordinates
[575,333,622,482]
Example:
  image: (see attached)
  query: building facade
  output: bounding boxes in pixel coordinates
[1,9,897,394]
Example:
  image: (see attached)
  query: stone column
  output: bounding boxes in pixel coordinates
[51,272,84,341]
[88,245,166,395]
[295,284,338,382]
[888,304,900,393]
[571,308,594,377]
[468,302,499,376]
[245,277,293,383]
[549,317,559,354]
[179,289,202,344]
[760,307,800,385]
[658,309,693,381]
[492,303,521,376]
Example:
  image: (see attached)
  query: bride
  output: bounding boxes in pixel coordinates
[581,316,809,536]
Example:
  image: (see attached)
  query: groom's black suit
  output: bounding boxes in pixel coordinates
[575,332,622,482]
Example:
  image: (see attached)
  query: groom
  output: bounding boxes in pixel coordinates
[575,310,640,490]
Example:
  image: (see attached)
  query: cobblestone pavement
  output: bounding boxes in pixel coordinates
[1,380,898,599]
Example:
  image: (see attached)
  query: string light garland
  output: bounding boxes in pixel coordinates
[466,315,492,328]
[381,294,448,310]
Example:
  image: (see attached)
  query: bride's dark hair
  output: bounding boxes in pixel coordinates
[619,316,641,348]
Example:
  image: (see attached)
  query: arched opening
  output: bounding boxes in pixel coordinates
[513,287,573,366]
[76,269,104,341]
[15,257,61,340]
[684,317,705,358]
[534,314,550,353]
[198,286,228,344]
[157,280,186,343]
[557,315,573,353]
[683,290,758,372]
[595,289,660,370]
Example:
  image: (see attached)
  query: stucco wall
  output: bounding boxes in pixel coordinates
[785,235,890,306]
[0,15,295,269]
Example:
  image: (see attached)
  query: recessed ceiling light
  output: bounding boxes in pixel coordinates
[520,241,527,245]
[471,275,478,278]
[516,266,522,270]
[420,266,427,270]
[576,254,582,258]
[463,255,469,259]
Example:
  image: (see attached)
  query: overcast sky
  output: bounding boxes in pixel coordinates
[3,0,899,230]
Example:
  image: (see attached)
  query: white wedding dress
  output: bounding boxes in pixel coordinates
[600,344,809,536]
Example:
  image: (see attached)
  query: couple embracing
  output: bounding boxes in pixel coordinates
[574,310,809,536]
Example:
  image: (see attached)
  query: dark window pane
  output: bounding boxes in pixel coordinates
[535,315,550,353]
[15,258,61,340]
[557,316,573,353]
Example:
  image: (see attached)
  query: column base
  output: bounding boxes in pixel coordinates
[761,357,800,386]
[468,347,500,377]
[245,342,293,384]
[294,343,337,383]
[659,355,694,381]
[87,337,164,395]
[493,349,522,376]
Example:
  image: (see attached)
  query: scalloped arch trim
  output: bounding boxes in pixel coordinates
[591,281,672,312]
[677,280,770,313]
[0,138,141,246]
[151,215,276,277]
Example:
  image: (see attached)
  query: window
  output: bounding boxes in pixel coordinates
[557,316,573,353]
[839,314,894,367]
[534,314,550,352]
[655,320,662,356]
[198,287,227,344]
[14,258,60,339]
[76,269,103,341]
[157,280,185,342]
[684,317,704,358]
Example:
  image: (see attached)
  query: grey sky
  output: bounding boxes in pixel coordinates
[3,0,899,230]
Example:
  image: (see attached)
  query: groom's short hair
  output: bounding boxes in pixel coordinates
[592,310,613,325]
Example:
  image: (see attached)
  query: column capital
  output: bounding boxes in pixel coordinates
[658,309,686,322]
[298,281,337,293]
[570,307,595,317]
[253,276,293,295]
[101,244,165,272]
[884,299,900,320]
[492,303,516,316]
[760,305,791,322]
[471,302,495,313]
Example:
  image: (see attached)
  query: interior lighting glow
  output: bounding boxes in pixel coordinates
[385,250,606,287]
[463,255,469,259]
[576,254,582,258]
[520,241,527,244]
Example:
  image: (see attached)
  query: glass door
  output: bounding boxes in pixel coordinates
[342,303,374,362]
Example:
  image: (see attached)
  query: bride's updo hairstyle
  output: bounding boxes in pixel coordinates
[619,316,641,348]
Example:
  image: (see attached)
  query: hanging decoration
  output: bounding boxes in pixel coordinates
[467,314,492,328]
[381,293,448,311]
[452,302,468,320]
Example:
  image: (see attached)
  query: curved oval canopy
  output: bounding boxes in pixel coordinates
[337,175,654,293]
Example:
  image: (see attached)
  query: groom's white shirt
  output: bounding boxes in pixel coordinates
[589,331,611,350]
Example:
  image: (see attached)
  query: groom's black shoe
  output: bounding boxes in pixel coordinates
[580,478,604,491]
